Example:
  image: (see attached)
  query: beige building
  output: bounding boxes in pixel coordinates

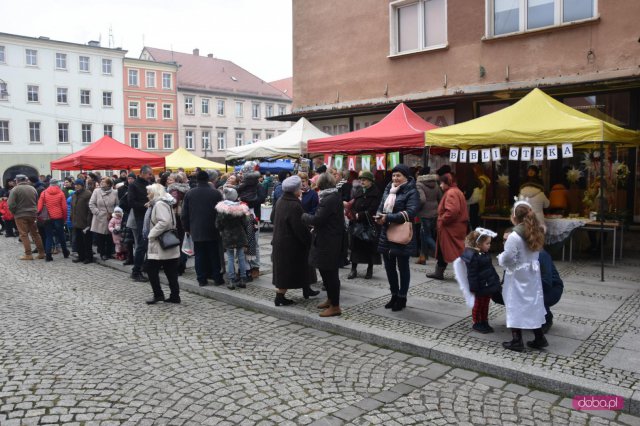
[273,0,640,221]
[141,47,292,163]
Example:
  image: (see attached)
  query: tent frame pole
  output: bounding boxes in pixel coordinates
[599,141,605,282]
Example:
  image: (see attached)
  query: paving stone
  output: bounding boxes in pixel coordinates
[618,413,640,426]
[449,368,479,381]
[528,390,560,404]
[503,384,530,395]
[475,376,507,389]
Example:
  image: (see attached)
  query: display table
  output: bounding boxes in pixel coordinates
[261,205,273,228]
[544,217,591,244]
[569,221,623,265]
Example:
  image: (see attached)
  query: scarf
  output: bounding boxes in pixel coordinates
[318,187,338,201]
[383,182,405,213]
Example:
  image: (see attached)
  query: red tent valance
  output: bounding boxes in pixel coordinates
[307,103,439,154]
[50,136,166,170]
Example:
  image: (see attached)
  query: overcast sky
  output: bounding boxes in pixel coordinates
[1,0,293,82]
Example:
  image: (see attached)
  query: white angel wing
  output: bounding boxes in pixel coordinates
[453,257,475,308]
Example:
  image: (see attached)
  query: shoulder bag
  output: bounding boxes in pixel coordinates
[157,202,181,250]
[350,213,377,243]
[37,193,50,223]
[387,211,413,245]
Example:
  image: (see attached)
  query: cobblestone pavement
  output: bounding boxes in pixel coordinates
[2,237,639,424]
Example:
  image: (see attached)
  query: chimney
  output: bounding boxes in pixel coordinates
[193,48,199,56]
[207,53,213,58]
[88,40,101,47]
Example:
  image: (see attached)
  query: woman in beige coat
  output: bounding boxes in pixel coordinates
[89,177,118,260]
[144,183,181,304]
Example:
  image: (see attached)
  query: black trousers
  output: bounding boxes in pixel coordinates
[146,258,180,300]
[319,268,340,306]
[94,233,114,257]
[74,228,93,261]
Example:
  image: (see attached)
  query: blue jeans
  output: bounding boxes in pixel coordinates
[44,219,68,255]
[419,217,436,256]
[194,240,223,283]
[382,252,411,297]
[226,248,248,281]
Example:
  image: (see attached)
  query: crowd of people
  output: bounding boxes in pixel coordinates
[0,159,564,351]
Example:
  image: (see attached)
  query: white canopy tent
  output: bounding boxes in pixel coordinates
[225,117,329,160]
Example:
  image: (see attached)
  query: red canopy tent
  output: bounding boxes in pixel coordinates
[50,136,165,170]
[307,103,439,154]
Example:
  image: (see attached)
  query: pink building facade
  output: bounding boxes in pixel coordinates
[123,58,178,155]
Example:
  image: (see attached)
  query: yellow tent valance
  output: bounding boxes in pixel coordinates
[425,88,640,149]
[165,148,226,171]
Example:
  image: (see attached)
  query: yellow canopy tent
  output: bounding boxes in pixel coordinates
[165,147,226,171]
[425,88,640,148]
[424,88,640,282]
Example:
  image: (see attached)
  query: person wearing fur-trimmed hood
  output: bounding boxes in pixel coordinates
[215,188,250,289]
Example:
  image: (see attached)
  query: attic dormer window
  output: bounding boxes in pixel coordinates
[231,76,238,81]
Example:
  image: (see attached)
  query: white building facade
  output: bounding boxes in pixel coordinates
[141,47,292,163]
[0,32,126,180]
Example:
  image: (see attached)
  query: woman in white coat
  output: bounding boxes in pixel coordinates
[89,177,118,260]
[498,201,547,352]
[143,183,181,304]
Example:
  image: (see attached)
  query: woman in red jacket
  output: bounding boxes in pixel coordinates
[37,179,70,261]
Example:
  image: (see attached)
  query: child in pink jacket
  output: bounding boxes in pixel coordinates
[108,207,126,260]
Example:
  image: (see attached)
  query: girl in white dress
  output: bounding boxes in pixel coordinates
[498,201,547,352]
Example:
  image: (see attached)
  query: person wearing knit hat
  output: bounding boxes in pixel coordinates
[223,187,238,202]
[282,175,302,193]
[427,171,468,280]
[376,163,420,312]
[196,170,210,182]
[109,206,126,260]
[74,178,85,187]
[346,169,382,280]
[215,186,250,289]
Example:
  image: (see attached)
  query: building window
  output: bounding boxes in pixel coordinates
[26,49,37,66]
[102,59,112,75]
[0,121,10,142]
[146,102,157,119]
[202,131,211,151]
[0,82,7,100]
[278,105,286,116]
[185,130,194,150]
[163,103,173,119]
[145,71,156,88]
[103,124,113,137]
[27,85,39,103]
[102,91,112,107]
[55,53,67,70]
[217,99,225,116]
[163,134,173,150]
[128,101,139,118]
[79,56,90,72]
[390,0,447,55]
[80,89,90,106]
[162,72,172,89]
[29,121,41,143]
[217,130,226,150]
[57,87,68,104]
[265,104,273,118]
[130,133,140,149]
[235,131,244,147]
[0,46,5,64]
[147,133,156,149]
[128,69,139,86]
[58,123,69,143]
[202,98,210,115]
[252,103,260,119]
[236,102,244,118]
[252,132,260,143]
[185,96,194,115]
[266,132,274,140]
[81,124,92,143]
[488,0,596,37]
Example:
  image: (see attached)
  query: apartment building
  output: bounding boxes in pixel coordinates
[140,47,292,162]
[123,58,178,155]
[274,0,640,220]
[0,32,126,181]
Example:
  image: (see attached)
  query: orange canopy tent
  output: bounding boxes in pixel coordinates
[50,136,165,170]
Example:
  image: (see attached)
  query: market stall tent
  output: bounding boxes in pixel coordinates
[307,103,439,154]
[50,136,165,170]
[225,118,329,160]
[425,88,640,148]
[165,147,226,171]
[234,159,294,174]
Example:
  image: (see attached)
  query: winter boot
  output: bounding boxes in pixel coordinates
[347,264,357,279]
[527,328,549,349]
[384,295,399,309]
[502,329,524,352]
[274,293,295,307]
[426,265,445,280]
[415,255,426,265]
[391,296,407,312]
[364,264,373,279]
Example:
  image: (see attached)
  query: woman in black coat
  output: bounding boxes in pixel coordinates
[347,171,382,280]
[302,172,346,318]
[376,164,420,312]
[271,175,313,306]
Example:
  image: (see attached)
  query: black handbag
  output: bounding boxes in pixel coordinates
[350,214,377,243]
[157,202,180,250]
